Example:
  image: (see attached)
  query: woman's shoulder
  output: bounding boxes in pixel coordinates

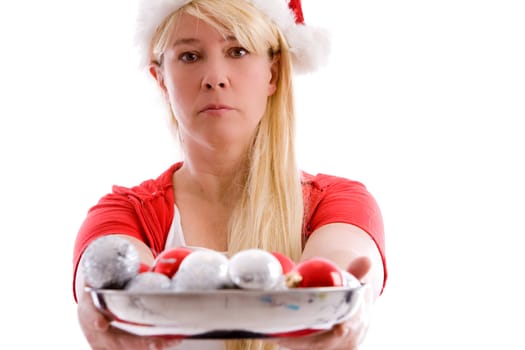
[300,169,384,249]
[300,169,380,219]
[300,169,367,192]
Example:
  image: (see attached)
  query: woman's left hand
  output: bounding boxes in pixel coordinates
[268,257,373,350]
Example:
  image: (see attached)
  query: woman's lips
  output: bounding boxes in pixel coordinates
[199,104,234,115]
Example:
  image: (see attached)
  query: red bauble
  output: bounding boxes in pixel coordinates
[152,247,193,278]
[294,257,344,287]
[139,262,151,273]
[270,251,296,274]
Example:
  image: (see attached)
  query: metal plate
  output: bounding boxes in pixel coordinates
[88,285,366,338]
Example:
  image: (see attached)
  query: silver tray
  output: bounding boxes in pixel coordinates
[88,285,366,338]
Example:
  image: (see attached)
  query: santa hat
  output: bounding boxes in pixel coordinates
[135,0,330,74]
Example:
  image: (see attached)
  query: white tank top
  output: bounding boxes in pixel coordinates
[163,205,225,350]
[164,206,286,349]
[164,205,187,249]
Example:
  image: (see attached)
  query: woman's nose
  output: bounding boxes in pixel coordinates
[202,58,229,90]
[205,81,226,89]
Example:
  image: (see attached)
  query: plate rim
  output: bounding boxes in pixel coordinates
[87,284,368,337]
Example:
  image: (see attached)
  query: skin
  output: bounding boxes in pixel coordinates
[272,225,383,350]
[152,14,278,175]
[76,13,384,350]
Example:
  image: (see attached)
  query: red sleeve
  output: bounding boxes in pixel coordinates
[72,164,179,302]
[72,193,144,302]
[303,174,387,290]
[72,190,174,302]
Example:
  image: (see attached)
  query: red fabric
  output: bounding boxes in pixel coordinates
[72,162,386,301]
[288,0,305,24]
[302,172,387,294]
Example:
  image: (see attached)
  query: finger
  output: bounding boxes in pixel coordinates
[79,288,182,349]
[142,336,181,350]
[273,327,342,350]
[331,322,363,350]
[333,323,348,338]
[312,329,343,349]
[78,288,111,332]
[105,327,181,350]
[346,256,371,280]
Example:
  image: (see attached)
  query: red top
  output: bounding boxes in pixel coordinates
[73,162,386,300]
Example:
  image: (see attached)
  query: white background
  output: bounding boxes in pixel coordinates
[1,0,524,348]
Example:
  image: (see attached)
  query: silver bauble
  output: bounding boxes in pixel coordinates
[80,235,140,289]
[172,249,230,291]
[228,249,283,290]
[125,272,172,292]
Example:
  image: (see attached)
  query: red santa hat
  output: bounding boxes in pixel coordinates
[135,0,330,74]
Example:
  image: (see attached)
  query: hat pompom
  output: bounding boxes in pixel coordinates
[285,24,331,74]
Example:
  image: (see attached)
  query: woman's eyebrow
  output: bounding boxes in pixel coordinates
[172,38,200,47]
[172,35,238,47]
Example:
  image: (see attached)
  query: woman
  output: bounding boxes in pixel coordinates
[73,0,387,349]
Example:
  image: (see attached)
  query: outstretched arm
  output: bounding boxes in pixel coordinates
[300,222,384,299]
[271,223,385,350]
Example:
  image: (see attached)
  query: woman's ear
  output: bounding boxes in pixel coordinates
[149,63,168,95]
[268,53,280,96]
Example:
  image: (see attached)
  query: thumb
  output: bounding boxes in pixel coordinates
[93,310,111,331]
[346,256,372,281]
[78,288,111,332]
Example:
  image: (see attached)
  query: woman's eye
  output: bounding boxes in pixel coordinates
[179,52,199,62]
[229,47,248,58]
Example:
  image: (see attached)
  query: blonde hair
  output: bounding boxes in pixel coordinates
[150,1,304,349]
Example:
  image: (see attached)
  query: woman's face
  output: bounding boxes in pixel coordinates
[153,13,278,152]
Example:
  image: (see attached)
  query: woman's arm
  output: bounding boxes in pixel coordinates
[301,222,385,300]
[272,223,384,350]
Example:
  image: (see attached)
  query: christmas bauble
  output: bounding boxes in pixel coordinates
[270,251,296,274]
[172,249,230,291]
[228,249,283,290]
[293,257,344,288]
[152,246,193,278]
[125,271,172,292]
[80,235,140,289]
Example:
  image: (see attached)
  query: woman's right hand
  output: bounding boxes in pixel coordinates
[76,235,179,349]
[77,287,181,350]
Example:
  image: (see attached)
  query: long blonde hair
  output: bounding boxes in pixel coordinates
[149,1,304,349]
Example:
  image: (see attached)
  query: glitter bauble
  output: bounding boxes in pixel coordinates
[125,271,172,292]
[228,249,283,290]
[172,249,230,291]
[80,235,140,289]
[152,246,193,278]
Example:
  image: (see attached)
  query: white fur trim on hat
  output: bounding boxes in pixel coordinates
[134,0,330,74]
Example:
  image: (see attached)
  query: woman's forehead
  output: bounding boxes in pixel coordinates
[169,12,235,43]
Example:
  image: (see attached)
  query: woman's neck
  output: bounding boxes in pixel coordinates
[175,156,247,205]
